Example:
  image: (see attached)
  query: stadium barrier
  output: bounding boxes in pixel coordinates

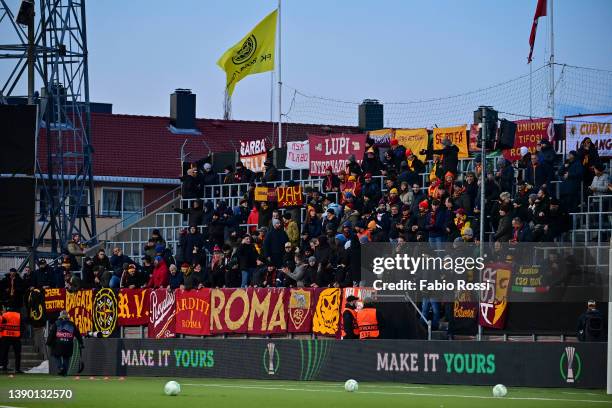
[55,338,605,388]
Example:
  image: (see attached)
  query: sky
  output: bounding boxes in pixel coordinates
[2,0,612,122]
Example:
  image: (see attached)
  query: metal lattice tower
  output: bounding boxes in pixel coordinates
[0,0,96,256]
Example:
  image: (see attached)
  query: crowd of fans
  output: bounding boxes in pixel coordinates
[1,137,610,316]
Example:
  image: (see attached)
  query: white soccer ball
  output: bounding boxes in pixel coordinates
[492,384,507,397]
[344,379,359,392]
[164,380,181,396]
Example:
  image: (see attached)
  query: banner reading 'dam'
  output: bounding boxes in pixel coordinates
[309,134,367,176]
[479,262,511,329]
[148,289,176,339]
[566,113,612,157]
[277,185,303,208]
[175,288,211,336]
[503,118,553,162]
[394,128,428,162]
[312,288,341,337]
[66,289,93,334]
[210,288,287,335]
[285,140,309,169]
[118,288,150,326]
[433,125,468,159]
[240,139,267,173]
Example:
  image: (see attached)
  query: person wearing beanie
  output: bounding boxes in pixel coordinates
[405,148,425,169]
[389,138,406,165]
[323,166,341,194]
[263,216,289,268]
[46,309,83,376]
[422,137,459,175]
[282,212,300,248]
[361,147,383,177]
[559,150,584,212]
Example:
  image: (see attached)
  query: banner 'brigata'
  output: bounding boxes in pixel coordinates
[308,133,367,176]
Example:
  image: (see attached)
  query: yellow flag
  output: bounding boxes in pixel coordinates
[217,9,277,96]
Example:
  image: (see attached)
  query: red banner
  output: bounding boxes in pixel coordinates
[312,288,341,337]
[148,289,176,338]
[479,262,511,329]
[210,288,287,335]
[286,288,315,333]
[308,133,367,176]
[118,288,151,326]
[175,288,211,336]
[277,185,303,208]
[44,288,66,312]
[502,118,553,162]
[66,289,93,334]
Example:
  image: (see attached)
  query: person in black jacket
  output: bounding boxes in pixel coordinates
[263,219,289,268]
[422,137,459,175]
[184,226,204,265]
[261,159,278,183]
[342,295,360,339]
[174,199,204,227]
[0,269,24,309]
[33,259,60,289]
[236,235,258,287]
[180,167,201,199]
[233,161,254,184]
[46,310,83,376]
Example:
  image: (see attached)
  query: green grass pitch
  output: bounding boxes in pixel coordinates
[0,375,610,408]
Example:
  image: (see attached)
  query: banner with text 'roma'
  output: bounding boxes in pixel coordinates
[309,134,367,176]
[118,288,150,326]
[210,288,288,335]
[433,125,468,159]
[175,288,211,336]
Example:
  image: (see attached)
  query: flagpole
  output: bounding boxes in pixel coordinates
[277,0,283,148]
[270,71,274,122]
[549,0,555,120]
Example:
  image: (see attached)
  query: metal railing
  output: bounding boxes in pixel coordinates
[91,186,181,244]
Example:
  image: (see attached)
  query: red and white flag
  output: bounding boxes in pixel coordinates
[528,0,547,63]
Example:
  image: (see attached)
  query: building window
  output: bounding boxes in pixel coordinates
[101,188,143,218]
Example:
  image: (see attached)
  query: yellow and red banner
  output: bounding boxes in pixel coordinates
[118,288,150,326]
[66,289,93,334]
[175,288,211,336]
[394,128,428,162]
[277,185,303,208]
[433,125,468,158]
[479,262,511,329]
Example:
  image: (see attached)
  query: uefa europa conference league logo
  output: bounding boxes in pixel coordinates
[560,346,582,383]
[263,342,280,375]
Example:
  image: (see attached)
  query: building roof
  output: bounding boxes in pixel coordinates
[37,113,359,182]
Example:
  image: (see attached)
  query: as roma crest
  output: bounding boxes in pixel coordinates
[288,289,311,330]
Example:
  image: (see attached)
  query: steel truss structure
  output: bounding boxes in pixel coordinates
[0,0,96,257]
